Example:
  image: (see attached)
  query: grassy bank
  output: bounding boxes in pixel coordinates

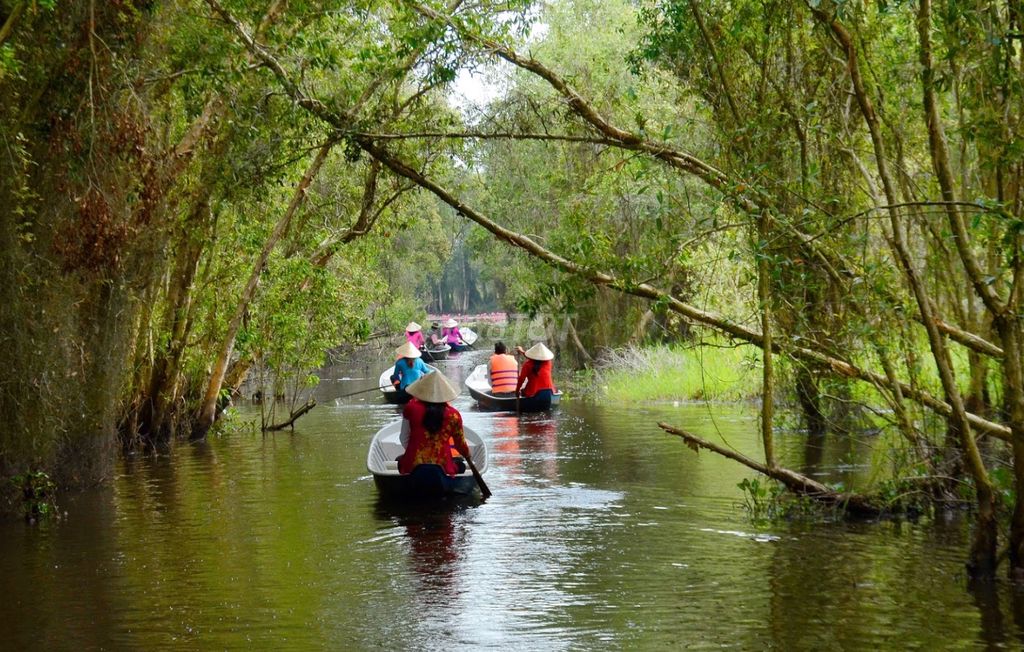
[591,336,1000,411]
[594,344,763,402]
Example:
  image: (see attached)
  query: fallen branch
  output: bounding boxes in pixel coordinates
[265,399,316,431]
[658,421,882,516]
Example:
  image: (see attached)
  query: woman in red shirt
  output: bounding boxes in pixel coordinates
[515,343,557,411]
[398,372,469,477]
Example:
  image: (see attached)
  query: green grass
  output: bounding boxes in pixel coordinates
[594,330,1003,407]
[596,344,762,402]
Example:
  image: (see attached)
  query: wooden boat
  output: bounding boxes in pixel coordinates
[420,344,451,361]
[465,364,562,412]
[379,364,441,404]
[366,420,489,498]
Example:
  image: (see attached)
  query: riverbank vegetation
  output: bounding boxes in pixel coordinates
[595,343,762,403]
[2,0,1023,578]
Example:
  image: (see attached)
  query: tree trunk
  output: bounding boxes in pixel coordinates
[818,4,998,575]
[191,137,335,440]
[758,211,776,467]
[138,193,212,442]
[795,368,826,436]
[997,317,1024,577]
[264,399,316,431]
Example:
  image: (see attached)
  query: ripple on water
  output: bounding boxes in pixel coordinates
[0,355,1016,649]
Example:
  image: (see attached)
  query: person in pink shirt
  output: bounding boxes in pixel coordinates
[405,321,425,349]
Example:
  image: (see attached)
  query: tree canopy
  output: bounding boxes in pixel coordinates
[1,0,1022,577]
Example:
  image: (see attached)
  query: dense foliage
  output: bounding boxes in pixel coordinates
[1,0,1023,577]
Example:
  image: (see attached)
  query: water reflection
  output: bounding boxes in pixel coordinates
[969,580,1024,649]
[489,415,522,487]
[375,501,468,601]
[518,415,559,483]
[3,348,1024,648]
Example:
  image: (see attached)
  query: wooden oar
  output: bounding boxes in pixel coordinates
[514,346,524,414]
[464,452,491,498]
[336,385,392,399]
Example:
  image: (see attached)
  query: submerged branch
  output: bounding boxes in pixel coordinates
[658,422,882,516]
[264,399,316,431]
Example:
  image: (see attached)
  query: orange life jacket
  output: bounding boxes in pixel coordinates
[489,354,518,393]
[448,436,463,459]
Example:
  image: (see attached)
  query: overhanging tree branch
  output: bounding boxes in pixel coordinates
[205,0,1013,444]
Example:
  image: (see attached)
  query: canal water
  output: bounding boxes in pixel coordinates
[2,349,1023,649]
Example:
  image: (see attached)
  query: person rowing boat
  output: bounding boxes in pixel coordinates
[515,343,557,411]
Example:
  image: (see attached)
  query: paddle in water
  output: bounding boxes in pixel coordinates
[465,454,491,498]
[336,385,393,399]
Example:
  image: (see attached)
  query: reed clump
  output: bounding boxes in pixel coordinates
[595,344,762,403]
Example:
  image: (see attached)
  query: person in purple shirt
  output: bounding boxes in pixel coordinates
[443,318,465,346]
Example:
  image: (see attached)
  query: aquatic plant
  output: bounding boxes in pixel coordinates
[11,471,59,524]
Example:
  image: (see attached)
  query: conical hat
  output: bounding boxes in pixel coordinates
[395,342,422,359]
[525,342,554,361]
[406,371,458,403]
[406,321,421,332]
[444,318,458,328]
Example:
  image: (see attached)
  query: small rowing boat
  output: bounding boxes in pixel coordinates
[366,420,489,498]
[442,326,477,352]
[420,344,451,361]
[379,364,441,404]
[465,364,561,412]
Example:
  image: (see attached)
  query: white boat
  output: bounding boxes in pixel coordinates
[366,420,488,497]
[378,363,441,404]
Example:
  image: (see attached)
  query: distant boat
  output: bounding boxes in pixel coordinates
[379,364,441,404]
[366,420,489,498]
[465,364,561,412]
[442,326,477,352]
[420,344,451,361]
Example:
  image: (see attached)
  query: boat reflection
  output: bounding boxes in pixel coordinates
[403,510,464,599]
[518,414,559,482]
[374,498,473,600]
[489,415,522,486]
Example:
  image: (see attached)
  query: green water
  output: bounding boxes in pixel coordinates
[1,350,1021,650]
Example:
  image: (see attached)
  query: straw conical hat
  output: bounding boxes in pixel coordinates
[524,342,554,361]
[406,321,422,332]
[444,318,458,328]
[395,342,422,359]
[407,371,458,403]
